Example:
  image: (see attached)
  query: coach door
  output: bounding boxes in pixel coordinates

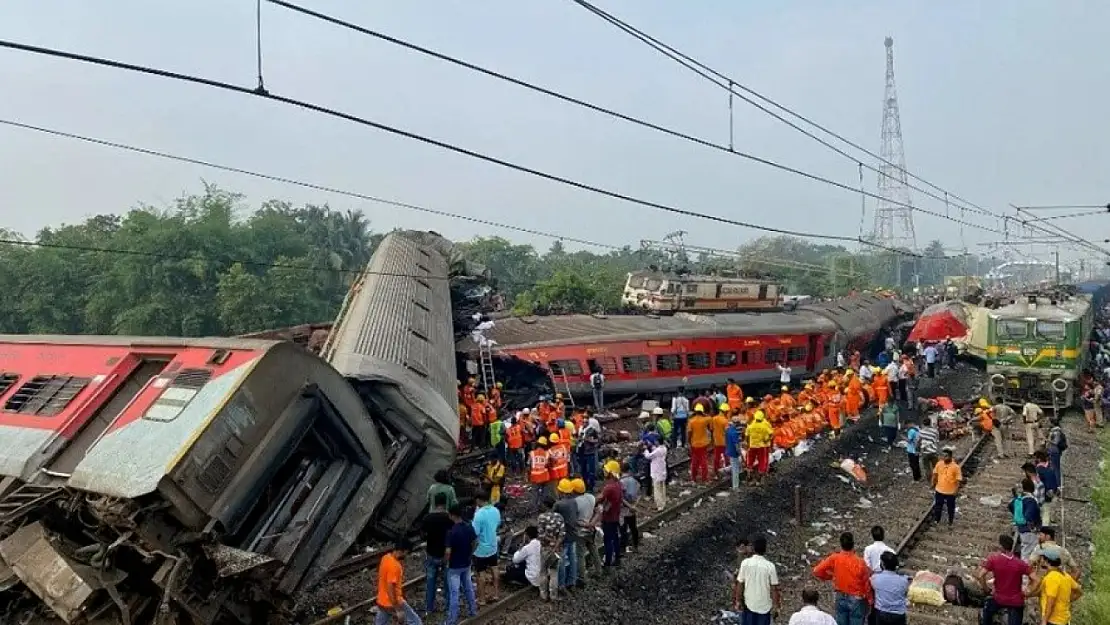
[805,335,819,373]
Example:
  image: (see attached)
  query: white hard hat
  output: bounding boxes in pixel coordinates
[652,407,664,415]
[521,407,531,414]
[639,411,650,419]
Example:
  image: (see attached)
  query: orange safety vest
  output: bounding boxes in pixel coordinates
[560,425,574,449]
[529,449,550,484]
[553,400,565,418]
[462,385,476,408]
[486,405,499,425]
[507,424,524,449]
[489,387,502,410]
[548,445,569,479]
[470,403,491,427]
[521,417,536,443]
[726,384,743,409]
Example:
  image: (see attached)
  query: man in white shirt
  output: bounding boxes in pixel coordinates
[777,363,792,387]
[508,526,542,590]
[836,351,847,369]
[788,589,837,625]
[922,343,938,378]
[858,362,873,383]
[863,525,894,573]
[1022,401,1044,456]
[732,534,781,623]
[643,441,668,511]
[589,370,605,412]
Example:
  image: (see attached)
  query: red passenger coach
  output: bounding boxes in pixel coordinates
[465,294,909,397]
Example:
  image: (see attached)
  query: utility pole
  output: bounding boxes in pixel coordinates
[1054,249,1060,285]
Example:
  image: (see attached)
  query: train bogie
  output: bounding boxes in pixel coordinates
[0,336,388,624]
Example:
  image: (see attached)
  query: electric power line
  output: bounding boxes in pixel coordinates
[265,0,1021,240]
[571,0,1110,260]
[0,38,940,255]
[0,118,902,290]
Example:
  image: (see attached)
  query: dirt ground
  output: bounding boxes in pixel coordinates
[479,365,993,625]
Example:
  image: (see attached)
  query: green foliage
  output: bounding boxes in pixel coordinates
[1075,432,1110,624]
[0,186,375,336]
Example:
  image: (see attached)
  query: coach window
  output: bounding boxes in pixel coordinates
[586,357,619,375]
[656,354,682,372]
[684,283,698,294]
[823,341,831,358]
[4,375,91,417]
[621,355,652,374]
[786,347,807,363]
[687,352,711,370]
[764,348,785,364]
[549,360,584,376]
[714,351,737,368]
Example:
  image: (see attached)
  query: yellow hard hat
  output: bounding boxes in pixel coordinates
[603,460,621,477]
[845,370,853,377]
[805,403,814,411]
[538,436,548,445]
[978,398,990,408]
[548,432,560,443]
[557,478,575,494]
[753,410,766,421]
[571,477,587,494]
[745,397,755,404]
[805,381,815,388]
[556,392,564,399]
[476,393,486,400]
[496,382,503,388]
[718,403,730,413]
[781,385,789,392]
[694,404,705,413]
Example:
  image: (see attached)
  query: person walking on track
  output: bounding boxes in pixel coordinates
[931,447,962,526]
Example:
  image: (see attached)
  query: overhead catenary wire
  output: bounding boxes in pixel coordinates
[0,118,881,284]
[571,0,1110,259]
[0,38,946,256]
[263,0,1021,241]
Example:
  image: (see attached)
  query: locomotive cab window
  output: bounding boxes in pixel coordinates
[656,354,682,372]
[621,355,652,373]
[764,348,786,364]
[1035,321,1066,341]
[548,360,584,376]
[587,357,618,375]
[714,351,737,368]
[786,347,807,362]
[997,320,1030,340]
[687,352,711,370]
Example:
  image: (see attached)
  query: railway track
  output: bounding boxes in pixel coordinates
[308,452,696,624]
[892,433,1020,624]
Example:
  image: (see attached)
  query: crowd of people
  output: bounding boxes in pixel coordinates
[372,318,1098,625]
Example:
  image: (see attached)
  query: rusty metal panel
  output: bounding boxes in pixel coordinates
[0,522,99,623]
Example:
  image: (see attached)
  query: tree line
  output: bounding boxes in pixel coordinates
[0,186,1000,337]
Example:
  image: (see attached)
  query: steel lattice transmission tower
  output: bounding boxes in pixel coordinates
[872,36,917,255]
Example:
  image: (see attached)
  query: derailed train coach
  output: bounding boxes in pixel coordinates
[319,230,462,538]
[0,336,388,624]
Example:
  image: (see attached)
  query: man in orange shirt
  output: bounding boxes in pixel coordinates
[375,539,422,624]
[687,405,713,483]
[812,532,871,625]
[931,447,963,526]
[726,379,744,412]
[710,403,730,475]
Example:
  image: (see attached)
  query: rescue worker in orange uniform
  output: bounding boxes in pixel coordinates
[506,417,525,474]
[553,393,566,420]
[457,402,469,450]
[778,386,796,416]
[743,397,758,424]
[844,371,863,422]
[872,369,891,408]
[687,404,713,483]
[797,382,816,408]
[470,394,494,450]
[461,378,477,411]
[489,381,503,412]
[726,378,744,413]
[710,403,730,475]
[529,436,552,510]
[824,383,844,439]
[547,433,570,481]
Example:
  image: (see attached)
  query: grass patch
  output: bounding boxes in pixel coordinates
[1075,432,1110,624]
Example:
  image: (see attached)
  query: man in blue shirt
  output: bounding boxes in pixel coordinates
[871,552,909,623]
[725,417,743,491]
[904,421,921,481]
[471,490,502,605]
[444,505,478,625]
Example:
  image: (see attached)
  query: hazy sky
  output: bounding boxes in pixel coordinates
[1,1,1107,267]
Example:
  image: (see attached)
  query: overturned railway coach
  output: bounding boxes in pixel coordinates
[465,294,909,397]
[0,336,388,624]
[320,230,460,539]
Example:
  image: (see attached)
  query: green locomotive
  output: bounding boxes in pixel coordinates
[986,290,1093,408]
